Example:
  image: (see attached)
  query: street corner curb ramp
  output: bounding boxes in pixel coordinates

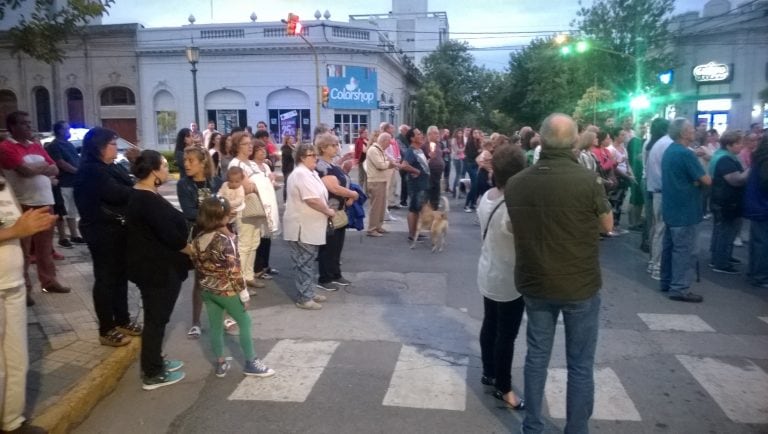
[31,338,140,434]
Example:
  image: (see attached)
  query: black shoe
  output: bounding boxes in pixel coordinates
[332,277,351,286]
[41,283,71,293]
[728,257,741,265]
[71,236,86,244]
[26,295,35,307]
[58,239,74,249]
[493,389,525,410]
[711,266,739,275]
[669,292,703,303]
[481,375,495,386]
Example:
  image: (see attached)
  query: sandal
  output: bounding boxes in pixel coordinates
[116,322,143,336]
[493,390,525,410]
[187,325,202,339]
[99,329,131,347]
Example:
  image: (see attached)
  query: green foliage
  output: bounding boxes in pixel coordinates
[494,0,676,129]
[160,150,180,174]
[1,0,115,64]
[420,40,483,129]
[573,0,676,98]
[414,81,448,129]
[499,38,593,128]
[573,86,616,127]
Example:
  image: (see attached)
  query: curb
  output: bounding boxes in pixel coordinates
[31,338,140,434]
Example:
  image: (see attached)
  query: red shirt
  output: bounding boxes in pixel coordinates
[354,137,368,160]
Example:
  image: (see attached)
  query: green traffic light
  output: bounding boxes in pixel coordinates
[560,46,571,55]
[629,94,651,110]
[576,41,589,53]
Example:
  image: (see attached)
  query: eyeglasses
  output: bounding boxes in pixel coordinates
[304,153,317,157]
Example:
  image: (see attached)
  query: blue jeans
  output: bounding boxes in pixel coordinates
[660,225,698,296]
[464,161,479,208]
[748,219,768,285]
[710,213,738,269]
[522,293,601,434]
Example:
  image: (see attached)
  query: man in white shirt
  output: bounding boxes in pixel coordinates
[0,111,71,302]
[202,121,218,149]
[0,177,57,434]
[645,127,674,280]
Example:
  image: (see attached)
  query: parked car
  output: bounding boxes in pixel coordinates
[41,128,138,172]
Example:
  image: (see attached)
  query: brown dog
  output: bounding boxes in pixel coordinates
[410,195,450,252]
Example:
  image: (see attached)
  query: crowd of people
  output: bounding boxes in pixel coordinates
[1,105,767,433]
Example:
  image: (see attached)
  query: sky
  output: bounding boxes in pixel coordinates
[102,0,710,70]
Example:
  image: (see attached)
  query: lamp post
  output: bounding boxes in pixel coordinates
[185,44,200,129]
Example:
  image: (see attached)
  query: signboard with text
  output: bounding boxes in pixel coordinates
[326,65,378,110]
[693,62,731,83]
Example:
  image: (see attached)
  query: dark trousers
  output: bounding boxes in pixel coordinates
[476,168,493,202]
[138,271,183,377]
[399,170,409,206]
[255,237,272,274]
[464,161,479,208]
[318,227,346,284]
[710,210,739,269]
[479,296,525,394]
[81,223,130,335]
[428,171,442,209]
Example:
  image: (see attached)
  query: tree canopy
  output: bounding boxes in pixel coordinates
[1,0,115,63]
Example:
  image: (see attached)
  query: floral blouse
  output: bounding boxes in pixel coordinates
[191,231,249,302]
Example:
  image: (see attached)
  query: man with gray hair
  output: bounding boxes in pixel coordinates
[506,113,612,433]
[660,118,711,302]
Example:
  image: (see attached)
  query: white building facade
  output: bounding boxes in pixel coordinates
[137,18,422,149]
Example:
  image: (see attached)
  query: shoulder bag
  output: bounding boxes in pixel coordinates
[242,192,266,218]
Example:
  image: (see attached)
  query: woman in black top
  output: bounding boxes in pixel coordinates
[74,127,141,347]
[126,150,190,390]
[464,129,482,211]
[315,133,358,290]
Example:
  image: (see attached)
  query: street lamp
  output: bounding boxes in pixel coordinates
[185,44,200,129]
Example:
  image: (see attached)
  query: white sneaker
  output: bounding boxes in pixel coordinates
[733,237,744,247]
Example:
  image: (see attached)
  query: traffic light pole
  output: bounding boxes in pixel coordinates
[299,33,322,127]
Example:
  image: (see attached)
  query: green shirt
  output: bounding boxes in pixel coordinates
[505,149,611,301]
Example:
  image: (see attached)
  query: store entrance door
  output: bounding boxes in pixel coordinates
[696,111,729,135]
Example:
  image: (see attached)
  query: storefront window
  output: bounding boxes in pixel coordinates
[268,109,310,143]
[206,109,247,134]
[333,112,368,145]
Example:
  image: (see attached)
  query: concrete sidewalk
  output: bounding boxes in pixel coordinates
[24,245,142,434]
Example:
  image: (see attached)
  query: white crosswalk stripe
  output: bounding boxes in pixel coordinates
[544,367,641,421]
[219,336,767,429]
[637,313,715,332]
[759,316,768,325]
[676,355,768,424]
[382,345,468,411]
[228,339,340,402]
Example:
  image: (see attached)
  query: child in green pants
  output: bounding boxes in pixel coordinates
[191,197,275,378]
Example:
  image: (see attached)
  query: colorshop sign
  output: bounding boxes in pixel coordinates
[326,65,378,109]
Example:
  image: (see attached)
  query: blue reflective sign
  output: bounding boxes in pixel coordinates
[326,65,378,109]
[658,69,674,85]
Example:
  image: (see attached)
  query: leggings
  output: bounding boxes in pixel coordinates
[201,291,254,361]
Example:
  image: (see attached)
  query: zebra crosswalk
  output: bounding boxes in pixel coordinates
[220,336,768,426]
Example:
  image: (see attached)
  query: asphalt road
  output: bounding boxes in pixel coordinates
[74,192,768,434]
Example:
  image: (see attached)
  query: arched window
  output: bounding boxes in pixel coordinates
[66,88,85,128]
[100,86,135,106]
[33,87,52,132]
[0,90,18,130]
